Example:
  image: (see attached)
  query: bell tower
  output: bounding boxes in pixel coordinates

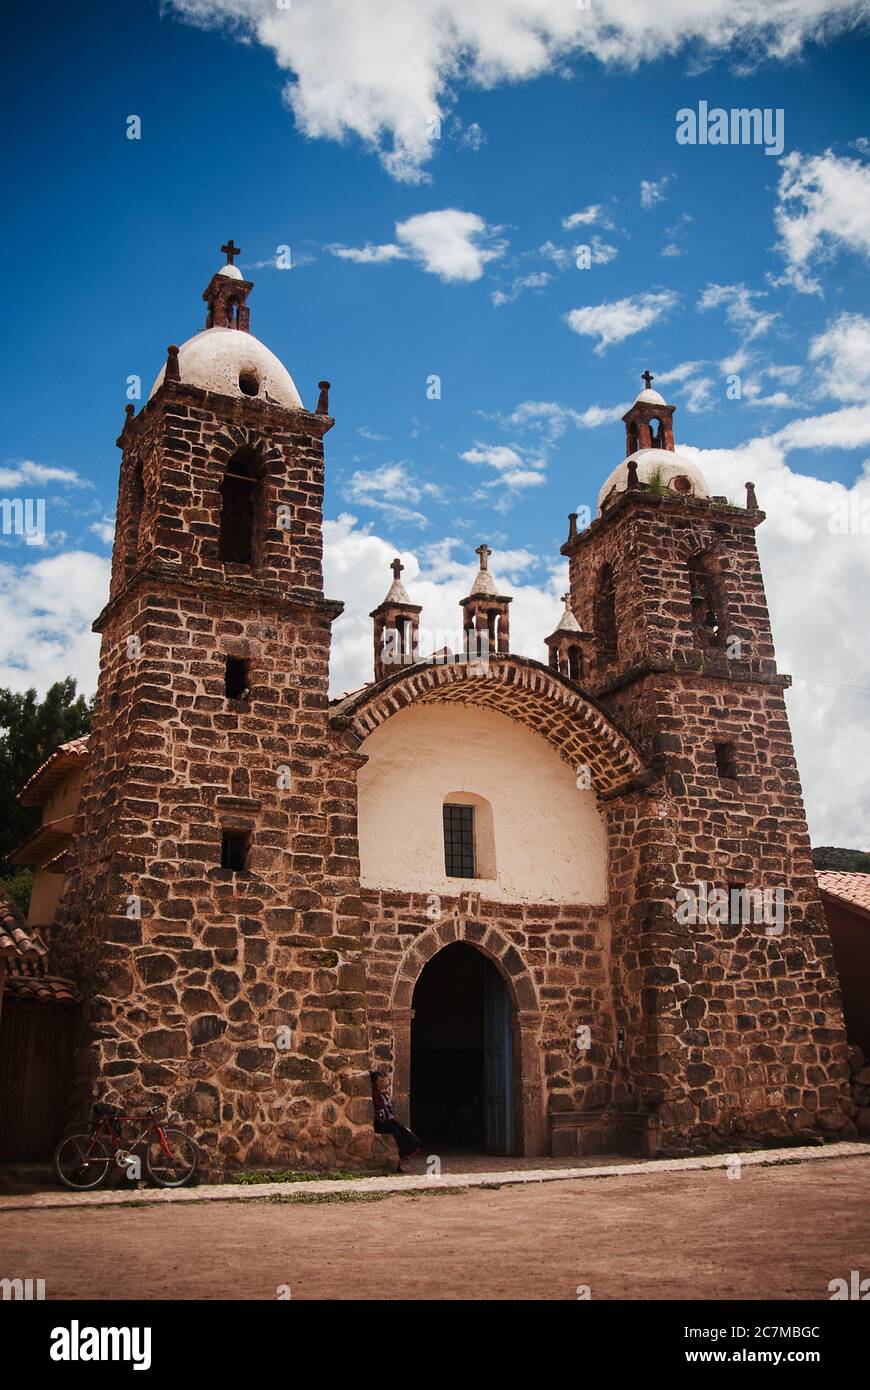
[370,559,422,682]
[560,375,851,1149]
[57,245,376,1172]
[459,544,512,657]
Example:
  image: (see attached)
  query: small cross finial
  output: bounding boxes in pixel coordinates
[476,543,491,570]
[391,558,404,581]
[221,239,241,265]
[561,593,571,608]
[641,369,654,391]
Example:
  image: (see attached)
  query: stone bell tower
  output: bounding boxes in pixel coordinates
[460,544,512,657]
[370,559,421,681]
[560,373,851,1149]
[57,244,375,1172]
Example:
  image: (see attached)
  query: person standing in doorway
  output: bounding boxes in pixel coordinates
[370,1071,421,1173]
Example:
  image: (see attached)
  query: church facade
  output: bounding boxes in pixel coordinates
[52,248,853,1172]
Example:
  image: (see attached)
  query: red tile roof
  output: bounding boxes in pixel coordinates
[0,887,81,1004]
[0,888,48,965]
[817,871,870,921]
[17,735,90,807]
[4,972,83,1005]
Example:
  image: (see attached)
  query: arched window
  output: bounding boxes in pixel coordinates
[567,644,583,682]
[219,446,262,566]
[648,416,663,448]
[687,553,726,648]
[593,563,618,664]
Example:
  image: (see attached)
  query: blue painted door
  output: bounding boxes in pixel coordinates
[483,967,514,1154]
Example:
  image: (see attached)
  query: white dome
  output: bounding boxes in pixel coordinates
[148,328,304,410]
[218,264,243,280]
[597,448,710,514]
[634,387,667,406]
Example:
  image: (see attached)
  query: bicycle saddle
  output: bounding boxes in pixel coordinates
[93,1102,122,1117]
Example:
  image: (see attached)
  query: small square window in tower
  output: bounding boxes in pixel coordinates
[443,804,476,879]
[225,656,250,700]
[714,742,738,781]
[221,830,249,872]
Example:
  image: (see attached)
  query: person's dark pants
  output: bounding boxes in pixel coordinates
[375,1119,420,1158]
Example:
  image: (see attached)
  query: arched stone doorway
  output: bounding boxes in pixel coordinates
[411,942,514,1154]
[388,920,547,1157]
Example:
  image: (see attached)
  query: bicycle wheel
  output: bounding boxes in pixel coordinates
[145,1128,198,1187]
[54,1131,111,1190]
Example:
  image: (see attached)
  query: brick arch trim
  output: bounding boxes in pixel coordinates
[334,655,646,795]
[210,424,285,477]
[390,918,540,1013]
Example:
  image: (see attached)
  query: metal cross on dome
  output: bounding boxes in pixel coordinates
[391,558,404,581]
[221,239,241,265]
[476,543,492,569]
[641,369,654,390]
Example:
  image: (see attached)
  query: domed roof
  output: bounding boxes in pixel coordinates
[634,387,667,406]
[597,448,710,514]
[148,328,303,410]
[218,264,244,280]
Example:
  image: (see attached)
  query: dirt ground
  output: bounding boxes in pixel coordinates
[1,1155,868,1300]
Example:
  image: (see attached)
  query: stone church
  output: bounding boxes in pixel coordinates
[47,245,852,1173]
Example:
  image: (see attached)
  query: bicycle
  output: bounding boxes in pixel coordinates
[53,1103,199,1191]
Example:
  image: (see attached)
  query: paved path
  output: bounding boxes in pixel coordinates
[2,1139,867,1212]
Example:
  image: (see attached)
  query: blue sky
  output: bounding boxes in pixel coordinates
[2,0,869,843]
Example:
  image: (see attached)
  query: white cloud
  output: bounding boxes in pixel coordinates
[654,362,716,412]
[491,270,551,307]
[589,235,618,265]
[344,462,441,526]
[679,407,870,845]
[461,444,547,509]
[640,176,671,208]
[502,399,629,441]
[449,119,487,151]
[698,282,777,339]
[89,517,116,545]
[0,551,108,695]
[0,460,88,490]
[809,311,870,401]
[562,205,611,230]
[682,376,717,412]
[660,211,692,258]
[329,209,506,282]
[564,290,677,353]
[167,1,868,180]
[329,242,406,265]
[775,148,870,292]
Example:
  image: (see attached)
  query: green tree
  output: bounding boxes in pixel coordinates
[0,678,93,876]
